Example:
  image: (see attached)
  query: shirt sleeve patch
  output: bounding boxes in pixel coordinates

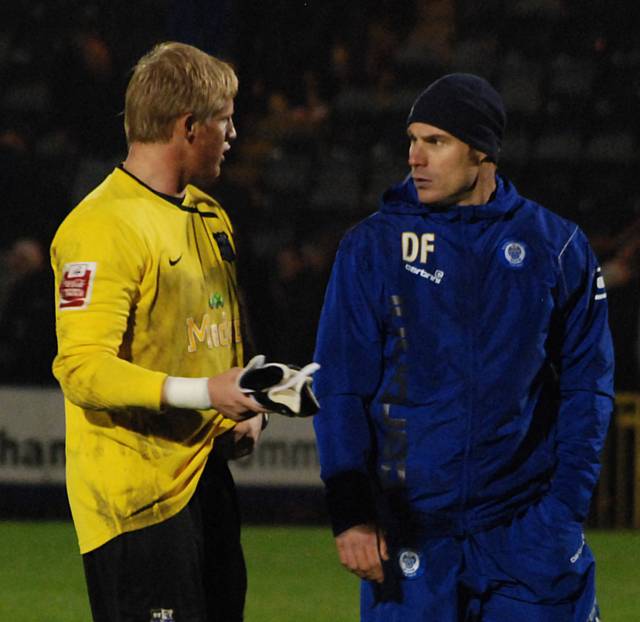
[59,262,97,310]
[594,266,607,301]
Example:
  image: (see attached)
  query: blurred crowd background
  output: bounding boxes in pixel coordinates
[1,0,640,389]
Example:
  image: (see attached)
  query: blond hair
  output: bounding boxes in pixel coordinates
[124,42,238,144]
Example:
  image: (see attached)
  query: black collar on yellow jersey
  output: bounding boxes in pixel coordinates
[117,164,219,218]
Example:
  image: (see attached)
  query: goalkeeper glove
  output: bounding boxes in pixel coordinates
[237,355,320,417]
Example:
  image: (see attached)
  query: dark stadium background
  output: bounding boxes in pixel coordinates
[1,0,639,526]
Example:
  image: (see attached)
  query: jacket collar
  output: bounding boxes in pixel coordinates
[380,174,521,221]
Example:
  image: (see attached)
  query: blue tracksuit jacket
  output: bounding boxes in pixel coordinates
[313,175,614,541]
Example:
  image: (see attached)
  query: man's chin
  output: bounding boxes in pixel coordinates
[192,169,221,190]
[418,190,445,206]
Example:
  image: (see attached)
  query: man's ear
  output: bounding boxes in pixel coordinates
[175,113,196,141]
[471,148,491,165]
[186,114,198,142]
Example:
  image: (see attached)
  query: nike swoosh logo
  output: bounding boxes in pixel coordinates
[169,255,182,266]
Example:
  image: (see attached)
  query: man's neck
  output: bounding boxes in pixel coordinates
[458,163,498,206]
[122,142,186,197]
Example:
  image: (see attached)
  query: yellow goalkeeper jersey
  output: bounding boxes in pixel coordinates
[51,166,242,553]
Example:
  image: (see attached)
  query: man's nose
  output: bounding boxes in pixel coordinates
[227,118,237,141]
[409,145,426,167]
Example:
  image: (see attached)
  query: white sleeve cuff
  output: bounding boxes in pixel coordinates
[163,376,212,410]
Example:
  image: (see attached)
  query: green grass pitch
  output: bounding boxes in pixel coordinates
[0,522,637,621]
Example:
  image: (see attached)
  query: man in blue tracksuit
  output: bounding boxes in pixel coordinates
[312,74,613,621]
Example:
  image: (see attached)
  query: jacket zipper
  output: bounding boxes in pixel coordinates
[459,209,477,536]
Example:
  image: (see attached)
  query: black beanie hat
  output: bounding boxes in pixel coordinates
[406,73,506,162]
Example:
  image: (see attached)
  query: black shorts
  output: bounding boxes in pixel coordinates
[82,450,246,622]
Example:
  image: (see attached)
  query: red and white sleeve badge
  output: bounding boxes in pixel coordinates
[59,262,97,310]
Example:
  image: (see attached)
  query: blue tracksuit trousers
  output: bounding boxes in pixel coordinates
[361,499,600,622]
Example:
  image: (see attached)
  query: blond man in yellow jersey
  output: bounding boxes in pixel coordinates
[51,42,266,622]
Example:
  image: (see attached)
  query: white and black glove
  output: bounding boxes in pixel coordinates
[237,355,321,417]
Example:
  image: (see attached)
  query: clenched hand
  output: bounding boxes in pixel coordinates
[335,523,389,583]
